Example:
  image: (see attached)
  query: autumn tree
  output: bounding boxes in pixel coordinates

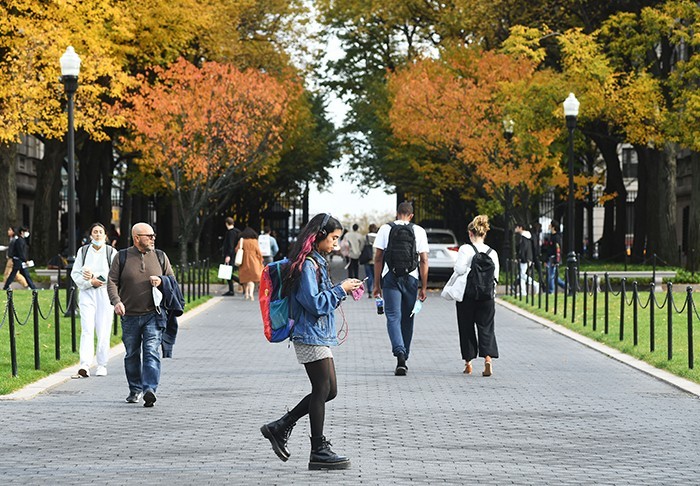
[121,58,293,263]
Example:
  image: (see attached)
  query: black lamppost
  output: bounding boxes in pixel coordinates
[60,46,81,267]
[502,118,514,265]
[563,93,580,295]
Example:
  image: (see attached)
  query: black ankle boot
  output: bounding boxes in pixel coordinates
[395,353,407,376]
[260,413,297,461]
[308,436,350,470]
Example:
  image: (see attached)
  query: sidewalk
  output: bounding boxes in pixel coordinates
[0,260,698,484]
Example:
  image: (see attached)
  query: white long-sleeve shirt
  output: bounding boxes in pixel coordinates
[71,244,116,291]
[454,242,500,283]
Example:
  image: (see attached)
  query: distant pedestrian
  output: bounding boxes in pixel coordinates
[372,201,429,376]
[3,227,28,289]
[515,223,539,296]
[259,226,279,265]
[222,217,241,296]
[107,222,175,407]
[236,227,264,301]
[344,223,364,279]
[4,226,36,290]
[71,223,116,378]
[363,224,378,296]
[544,220,565,293]
[260,213,362,470]
[453,215,500,376]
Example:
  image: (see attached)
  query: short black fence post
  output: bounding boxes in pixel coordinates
[650,283,655,353]
[604,273,609,334]
[206,258,210,295]
[687,287,694,369]
[70,286,77,353]
[564,267,568,320]
[188,262,193,303]
[667,282,673,361]
[619,279,626,341]
[583,272,588,327]
[554,265,559,315]
[633,282,639,346]
[592,275,598,332]
[33,290,40,370]
[54,285,61,360]
[8,290,18,377]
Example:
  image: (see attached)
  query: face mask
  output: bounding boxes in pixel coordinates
[23,232,30,238]
[92,239,105,247]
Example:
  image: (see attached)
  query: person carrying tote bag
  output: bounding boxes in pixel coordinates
[453,215,500,377]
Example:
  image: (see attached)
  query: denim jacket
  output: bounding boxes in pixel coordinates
[290,251,347,346]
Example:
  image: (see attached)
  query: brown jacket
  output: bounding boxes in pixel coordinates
[237,237,264,284]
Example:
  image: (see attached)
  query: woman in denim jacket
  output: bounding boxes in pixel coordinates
[261,213,363,471]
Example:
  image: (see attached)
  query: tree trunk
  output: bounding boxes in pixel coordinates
[644,144,679,265]
[0,143,18,231]
[76,138,111,235]
[590,132,627,261]
[32,139,63,264]
[689,152,700,272]
[632,145,649,262]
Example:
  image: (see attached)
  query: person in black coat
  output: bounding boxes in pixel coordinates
[222,217,241,296]
[4,226,36,290]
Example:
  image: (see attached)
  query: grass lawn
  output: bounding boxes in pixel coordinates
[0,289,211,395]
[503,288,700,384]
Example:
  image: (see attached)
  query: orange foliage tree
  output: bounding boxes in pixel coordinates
[388,47,563,242]
[120,58,293,263]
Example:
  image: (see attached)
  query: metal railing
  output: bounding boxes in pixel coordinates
[1,258,210,378]
[503,259,698,369]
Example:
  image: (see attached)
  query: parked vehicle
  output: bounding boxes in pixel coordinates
[425,228,459,281]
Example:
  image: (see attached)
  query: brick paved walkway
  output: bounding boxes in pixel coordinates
[0,261,698,484]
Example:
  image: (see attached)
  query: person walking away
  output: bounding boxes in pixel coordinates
[545,220,566,293]
[372,201,429,376]
[236,227,264,301]
[514,223,539,296]
[345,224,364,279]
[4,226,36,290]
[222,217,241,296]
[260,213,363,470]
[107,222,174,407]
[259,227,279,265]
[70,223,116,378]
[3,227,28,289]
[363,224,378,297]
[454,215,500,376]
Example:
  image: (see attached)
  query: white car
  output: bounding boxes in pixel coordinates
[425,228,460,280]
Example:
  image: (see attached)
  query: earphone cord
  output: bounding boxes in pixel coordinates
[337,303,349,345]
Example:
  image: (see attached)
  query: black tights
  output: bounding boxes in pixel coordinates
[288,357,337,438]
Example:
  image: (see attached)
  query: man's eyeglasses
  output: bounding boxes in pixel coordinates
[137,234,156,240]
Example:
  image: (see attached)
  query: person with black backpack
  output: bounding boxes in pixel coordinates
[454,215,500,376]
[372,201,429,376]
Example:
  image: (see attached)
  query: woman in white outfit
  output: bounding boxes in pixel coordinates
[71,223,116,378]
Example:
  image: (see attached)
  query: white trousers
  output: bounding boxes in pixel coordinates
[519,262,540,295]
[78,287,114,369]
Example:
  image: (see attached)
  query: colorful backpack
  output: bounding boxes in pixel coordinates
[260,258,292,343]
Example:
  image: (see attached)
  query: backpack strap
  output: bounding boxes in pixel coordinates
[118,248,166,288]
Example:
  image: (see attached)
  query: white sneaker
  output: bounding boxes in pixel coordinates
[95,366,107,377]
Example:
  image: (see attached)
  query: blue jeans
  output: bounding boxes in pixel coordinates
[364,264,374,294]
[121,313,162,394]
[381,272,419,359]
[547,263,566,294]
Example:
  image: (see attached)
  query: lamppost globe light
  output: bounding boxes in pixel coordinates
[60,46,81,77]
[563,92,580,117]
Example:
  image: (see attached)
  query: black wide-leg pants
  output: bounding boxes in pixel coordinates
[455,297,498,361]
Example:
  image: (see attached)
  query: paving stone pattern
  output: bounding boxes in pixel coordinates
[0,260,698,485]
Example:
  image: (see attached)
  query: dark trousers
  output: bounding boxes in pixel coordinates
[348,258,359,279]
[4,259,36,290]
[455,298,498,361]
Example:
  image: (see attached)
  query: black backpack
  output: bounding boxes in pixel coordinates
[465,243,495,301]
[385,223,418,277]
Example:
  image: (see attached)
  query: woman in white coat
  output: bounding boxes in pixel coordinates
[71,223,116,378]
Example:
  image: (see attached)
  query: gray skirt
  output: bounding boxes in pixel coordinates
[293,342,333,364]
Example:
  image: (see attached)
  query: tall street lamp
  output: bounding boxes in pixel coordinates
[563,93,580,296]
[502,118,515,267]
[60,46,81,266]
